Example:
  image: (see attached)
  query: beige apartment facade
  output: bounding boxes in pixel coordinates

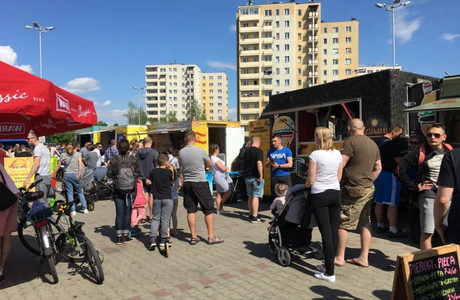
[145,64,228,122]
[201,72,229,121]
[236,1,359,132]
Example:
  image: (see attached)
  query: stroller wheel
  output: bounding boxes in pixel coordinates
[268,242,278,255]
[312,242,324,260]
[88,200,95,212]
[268,227,281,255]
[89,194,98,203]
[278,247,291,267]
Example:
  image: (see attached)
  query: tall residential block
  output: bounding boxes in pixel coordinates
[145,63,228,122]
[237,1,359,132]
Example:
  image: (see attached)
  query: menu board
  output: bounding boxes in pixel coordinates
[392,244,460,300]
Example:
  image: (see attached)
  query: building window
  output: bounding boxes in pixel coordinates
[345,48,352,54]
[275,68,280,75]
[346,26,352,32]
[284,68,290,74]
[345,69,352,75]
[284,21,290,27]
[243,115,249,120]
[285,44,290,50]
[242,58,249,62]
[323,70,327,76]
[297,80,301,86]
[323,38,327,44]
[284,33,290,39]
[333,69,338,75]
[284,9,289,15]
[265,10,272,16]
[275,9,279,15]
[333,27,338,33]
[275,45,280,51]
[323,60,327,65]
[345,58,351,65]
[298,9,302,16]
[275,21,279,28]
[275,80,280,86]
[333,48,338,54]
[284,79,290,86]
[242,69,249,74]
[297,68,301,74]
[323,49,327,55]
[284,56,290,62]
[333,38,338,43]
[264,56,272,61]
[275,33,279,39]
[297,21,301,28]
[346,37,352,43]
[323,28,327,34]
[297,57,301,63]
[333,59,338,65]
[275,56,279,63]
[298,45,302,51]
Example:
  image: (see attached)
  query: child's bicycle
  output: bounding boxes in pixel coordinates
[53,185,104,284]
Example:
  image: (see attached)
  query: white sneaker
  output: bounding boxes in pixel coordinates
[316,264,326,273]
[83,209,89,214]
[314,272,335,282]
[70,211,76,217]
[219,210,228,215]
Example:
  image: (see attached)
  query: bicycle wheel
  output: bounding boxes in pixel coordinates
[18,217,65,256]
[82,236,104,284]
[46,253,59,284]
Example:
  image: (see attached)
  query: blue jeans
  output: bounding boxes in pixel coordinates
[63,173,87,212]
[113,191,134,235]
[150,199,173,242]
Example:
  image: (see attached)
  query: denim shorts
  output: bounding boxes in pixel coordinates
[245,176,265,198]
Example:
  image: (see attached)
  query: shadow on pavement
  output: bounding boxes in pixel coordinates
[310,285,365,300]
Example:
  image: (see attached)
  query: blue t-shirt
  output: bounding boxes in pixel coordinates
[267,147,292,177]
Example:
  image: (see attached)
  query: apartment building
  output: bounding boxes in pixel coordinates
[356,64,402,76]
[201,72,229,121]
[236,1,359,132]
[145,64,228,122]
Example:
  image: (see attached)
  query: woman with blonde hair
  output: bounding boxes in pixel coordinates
[209,143,232,214]
[305,127,342,282]
[52,142,88,216]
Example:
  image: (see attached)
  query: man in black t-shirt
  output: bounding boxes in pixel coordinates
[435,147,460,245]
[243,136,264,223]
[374,125,405,238]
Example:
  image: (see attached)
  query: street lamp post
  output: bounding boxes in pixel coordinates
[25,22,55,78]
[133,86,145,125]
[375,0,411,70]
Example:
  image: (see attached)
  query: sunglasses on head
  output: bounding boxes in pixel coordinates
[426,133,441,138]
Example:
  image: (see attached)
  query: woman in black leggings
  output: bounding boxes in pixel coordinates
[305,127,343,283]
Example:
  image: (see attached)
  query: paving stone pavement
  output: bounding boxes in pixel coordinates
[1,195,419,300]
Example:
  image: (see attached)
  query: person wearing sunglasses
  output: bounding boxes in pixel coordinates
[395,123,451,250]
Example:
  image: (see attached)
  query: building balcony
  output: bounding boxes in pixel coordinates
[261,37,273,44]
[308,60,318,65]
[240,73,259,80]
[308,71,318,77]
[263,96,270,103]
[308,24,319,30]
[262,25,273,31]
[239,26,258,33]
[261,49,273,56]
[240,61,260,68]
[308,11,319,18]
[308,48,318,53]
[240,84,260,91]
[240,38,259,45]
[240,94,260,102]
[239,49,260,57]
[239,14,260,21]
[240,108,261,115]
[308,36,318,41]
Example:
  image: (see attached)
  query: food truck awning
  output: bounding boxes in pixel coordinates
[96,126,117,133]
[403,98,460,113]
[261,98,360,116]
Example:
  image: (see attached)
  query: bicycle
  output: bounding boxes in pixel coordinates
[53,185,105,284]
[17,179,63,284]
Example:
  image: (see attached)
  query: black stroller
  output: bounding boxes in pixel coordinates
[268,184,324,267]
[92,167,113,200]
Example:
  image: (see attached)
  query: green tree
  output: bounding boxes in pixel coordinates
[186,97,206,121]
[96,120,108,126]
[159,111,178,124]
[113,123,119,126]
[122,100,149,125]
[49,131,75,144]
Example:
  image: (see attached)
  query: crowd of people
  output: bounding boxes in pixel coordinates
[1,121,460,285]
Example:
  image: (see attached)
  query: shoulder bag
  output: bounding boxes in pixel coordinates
[0,169,18,211]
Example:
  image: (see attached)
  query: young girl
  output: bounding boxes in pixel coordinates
[268,183,288,233]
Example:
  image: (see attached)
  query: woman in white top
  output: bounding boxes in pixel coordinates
[305,127,342,283]
[209,144,231,214]
[166,147,180,236]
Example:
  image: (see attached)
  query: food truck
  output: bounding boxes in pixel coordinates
[76,125,148,149]
[147,120,244,168]
[247,69,442,199]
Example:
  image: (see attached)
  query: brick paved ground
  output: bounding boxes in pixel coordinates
[1,195,419,300]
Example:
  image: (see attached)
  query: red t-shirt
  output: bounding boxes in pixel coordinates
[0,150,6,165]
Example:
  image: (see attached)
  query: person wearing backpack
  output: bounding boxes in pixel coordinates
[395,123,451,250]
[107,139,142,245]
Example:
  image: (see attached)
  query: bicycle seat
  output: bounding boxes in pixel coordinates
[25,191,44,201]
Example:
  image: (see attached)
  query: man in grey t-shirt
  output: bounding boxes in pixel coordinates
[23,130,51,205]
[179,131,224,245]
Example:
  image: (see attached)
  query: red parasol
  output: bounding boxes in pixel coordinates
[0,61,97,139]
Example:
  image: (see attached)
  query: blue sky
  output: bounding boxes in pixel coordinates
[1,0,459,125]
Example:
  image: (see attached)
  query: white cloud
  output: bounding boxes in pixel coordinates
[206,60,236,71]
[103,100,111,106]
[440,33,460,41]
[0,45,33,73]
[62,77,100,94]
[95,109,128,126]
[395,10,421,44]
[229,24,236,32]
[228,107,237,121]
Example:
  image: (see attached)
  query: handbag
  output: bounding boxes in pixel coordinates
[0,169,18,211]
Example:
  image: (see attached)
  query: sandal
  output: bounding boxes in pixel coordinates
[207,236,224,245]
[189,238,200,245]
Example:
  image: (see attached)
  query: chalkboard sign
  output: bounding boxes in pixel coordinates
[392,244,460,300]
